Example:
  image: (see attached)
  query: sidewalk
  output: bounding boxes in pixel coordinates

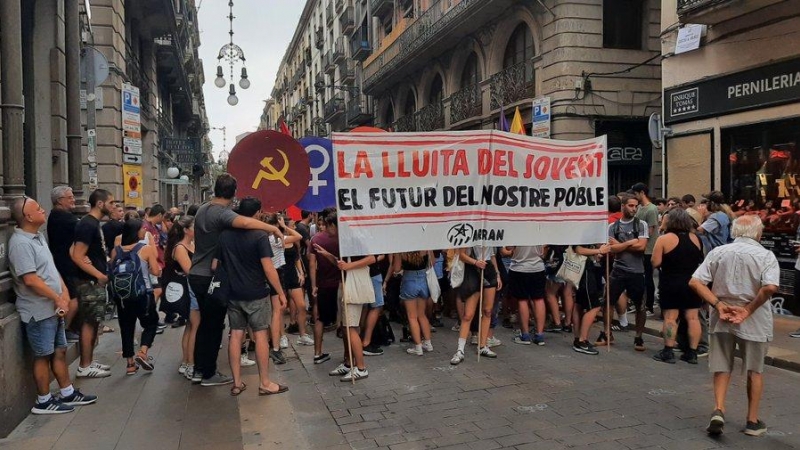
[0,322,345,450]
[643,314,800,372]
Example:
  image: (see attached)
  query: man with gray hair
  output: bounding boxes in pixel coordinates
[47,186,81,344]
[689,215,779,437]
[10,196,98,414]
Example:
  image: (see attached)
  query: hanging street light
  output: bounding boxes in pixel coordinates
[215,1,248,106]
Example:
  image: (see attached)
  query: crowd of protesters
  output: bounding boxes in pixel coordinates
[6,176,799,437]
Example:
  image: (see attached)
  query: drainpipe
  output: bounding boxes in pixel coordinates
[65,0,85,206]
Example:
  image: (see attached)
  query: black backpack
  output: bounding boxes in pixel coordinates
[611,218,641,242]
[110,243,148,302]
[370,313,396,347]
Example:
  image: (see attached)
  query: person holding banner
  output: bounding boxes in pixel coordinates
[504,246,548,346]
[450,246,502,365]
[572,244,610,355]
[308,213,341,365]
[392,251,436,356]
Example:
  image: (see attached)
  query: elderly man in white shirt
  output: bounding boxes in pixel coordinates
[689,215,779,438]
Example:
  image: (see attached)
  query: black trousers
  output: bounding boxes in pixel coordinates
[116,294,158,358]
[644,257,656,311]
[190,275,226,379]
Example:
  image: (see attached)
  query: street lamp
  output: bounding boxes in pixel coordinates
[215,1,248,106]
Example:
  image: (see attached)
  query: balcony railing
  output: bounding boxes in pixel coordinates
[315,27,324,49]
[450,83,482,125]
[340,61,355,84]
[326,2,334,24]
[340,5,355,34]
[333,37,346,64]
[335,0,344,14]
[489,60,534,110]
[363,0,481,92]
[677,0,731,13]
[371,0,393,17]
[324,96,346,122]
[416,100,444,132]
[315,72,325,89]
[351,29,372,61]
[347,95,374,126]
[392,114,416,132]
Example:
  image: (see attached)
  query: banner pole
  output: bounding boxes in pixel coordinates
[605,253,611,352]
[341,260,355,384]
[477,266,485,362]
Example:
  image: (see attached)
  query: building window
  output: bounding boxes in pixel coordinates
[503,24,533,82]
[461,52,480,88]
[403,92,416,116]
[603,0,643,50]
[429,74,443,104]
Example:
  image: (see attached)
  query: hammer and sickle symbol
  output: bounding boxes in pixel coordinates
[252,148,290,189]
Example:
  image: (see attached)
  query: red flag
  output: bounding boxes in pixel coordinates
[279,117,292,136]
[286,205,302,221]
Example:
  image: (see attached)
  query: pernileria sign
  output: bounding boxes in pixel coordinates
[333,130,608,257]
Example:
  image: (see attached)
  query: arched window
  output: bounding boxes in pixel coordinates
[503,24,534,81]
[403,92,416,116]
[429,74,444,104]
[461,52,480,89]
[384,103,395,127]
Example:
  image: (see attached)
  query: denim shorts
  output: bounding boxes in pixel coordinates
[370,274,385,308]
[188,284,199,311]
[399,269,429,301]
[25,316,67,357]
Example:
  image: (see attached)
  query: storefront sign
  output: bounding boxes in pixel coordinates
[162,138,200,172]
[333,130,608,257]
[665,57,800,124]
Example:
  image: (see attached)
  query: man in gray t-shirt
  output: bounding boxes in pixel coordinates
[602,195,649,350]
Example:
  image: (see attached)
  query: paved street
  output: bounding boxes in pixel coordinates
[2,316,800,450]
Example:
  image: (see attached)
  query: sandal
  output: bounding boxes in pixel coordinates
[230,382,247,396]
[126,361,138,376]
[102,325,115,333]
[258,383,289,396]
[135,352,154,371]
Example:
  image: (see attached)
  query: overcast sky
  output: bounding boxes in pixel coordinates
[197,1,304,160]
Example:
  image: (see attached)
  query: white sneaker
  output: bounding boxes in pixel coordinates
[470,335,478,345]
[329,363,350,376]
[90,361,111,371]
[340,367,368,382]
[240,353,256,367]
[479,346,498,358]
[178,362,188,374]
[451,324,460,332]
[184,365,194,380]
[297,334,314,346]
[487,336,502,348]
[421,341,434,352]
[279,335,289,349]
[450,350,465,365]
[76,365,111,378]
[406,346,423,356]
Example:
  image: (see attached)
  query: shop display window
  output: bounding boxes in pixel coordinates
[723,117,800,261]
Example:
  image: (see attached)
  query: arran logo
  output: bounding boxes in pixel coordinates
[447,223,474,246]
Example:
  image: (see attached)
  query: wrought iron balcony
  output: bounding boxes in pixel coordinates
[333,37,346,64]
[315,72,325,90]
[347,95,374,126]
[351,29,372,62]
[324,96,346,122]
[305,47,312,66]
[489,60,534,110]
[324,51,337,74]
[304,128,315,137]
[315,27,324,49]
[677,0,731,13]
[363,0,484,93]
[371,0,393,18]
[392,114,416,132]
[450,83,482,125]
[335,0,344,14]
[417,101,444,132]
[341,61,355,84]
[340,5,355,34]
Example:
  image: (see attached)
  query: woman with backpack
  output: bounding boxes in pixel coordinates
[697,191,735,252]
[109,218,162,375]
[163,216,199,379]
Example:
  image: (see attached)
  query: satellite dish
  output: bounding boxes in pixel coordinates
[648,113,671,150]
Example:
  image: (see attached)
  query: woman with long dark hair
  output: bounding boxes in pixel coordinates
[109,218,161,375]
[164,215,199,379]
[652,209,704,364]
[263,213,302,364]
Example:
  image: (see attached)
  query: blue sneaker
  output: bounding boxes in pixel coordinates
[533,333,546,346]
[31,397,74,415]
[59,389,97,406]
[513,334,532,345]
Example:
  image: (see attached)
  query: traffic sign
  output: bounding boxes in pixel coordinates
[532,96,551,138]
[227,130,310,212]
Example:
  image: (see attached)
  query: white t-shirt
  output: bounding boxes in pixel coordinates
[509,246,546,273]
[269,235,286,269]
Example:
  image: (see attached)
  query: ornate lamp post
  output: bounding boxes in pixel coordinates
[214,1,248,106]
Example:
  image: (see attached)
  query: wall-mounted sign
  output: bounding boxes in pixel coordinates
[675,24,704,55]
[665,57,800,124]
[122,164,144,209]
[123,154,143,165]
[532,96,551,138]
[162,138,200,172]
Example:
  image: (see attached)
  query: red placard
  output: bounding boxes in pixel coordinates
[227,130,310,212]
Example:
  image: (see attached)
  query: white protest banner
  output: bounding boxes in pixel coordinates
[333,130,608,257]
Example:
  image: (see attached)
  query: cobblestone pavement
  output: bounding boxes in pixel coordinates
[2,317,800,450]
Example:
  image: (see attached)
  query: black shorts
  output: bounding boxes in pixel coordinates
[508,270,546,300]
[282,265,301,291]
[609,270,645,307]
[315,286,339,326]
[457,263,498,300]
[64,276,78,300]
[268,266,287,297]
[658,275,702,310]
